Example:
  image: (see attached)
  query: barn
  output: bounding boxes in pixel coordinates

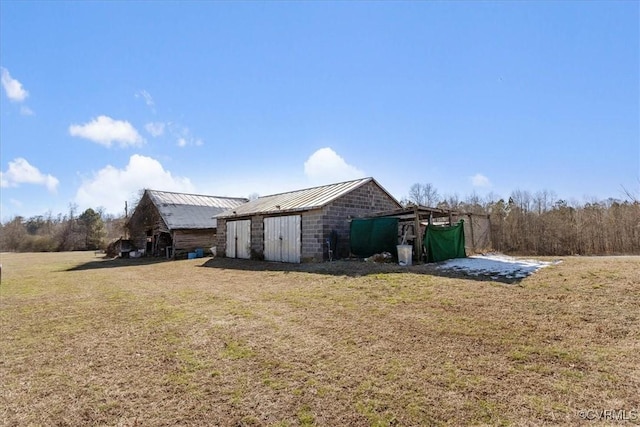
[215,178,402,263]
[127,189,248,258]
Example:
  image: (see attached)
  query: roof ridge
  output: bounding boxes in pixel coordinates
[215,177,399,219]
[258,177,371,199]
[147,189,248,200]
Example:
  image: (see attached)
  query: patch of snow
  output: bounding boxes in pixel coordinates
[435,253,559,281]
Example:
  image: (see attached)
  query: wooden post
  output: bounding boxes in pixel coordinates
[414,206,422,263]
[468,214,475,253]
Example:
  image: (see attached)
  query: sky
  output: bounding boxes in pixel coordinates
[1,1,638,221]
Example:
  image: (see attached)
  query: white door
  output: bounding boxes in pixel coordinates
[226,220,251,259]
[264,215,301,263]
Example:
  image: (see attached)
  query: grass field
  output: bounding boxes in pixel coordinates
[1,252,638,426]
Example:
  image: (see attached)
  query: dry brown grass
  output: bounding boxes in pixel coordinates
[1,252,638,426]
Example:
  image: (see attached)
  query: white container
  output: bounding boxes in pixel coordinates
[397,245,412,266]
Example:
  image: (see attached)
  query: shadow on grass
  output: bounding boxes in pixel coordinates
[197,257,527,284]
[64,256,170,271]
[64,254,531,284]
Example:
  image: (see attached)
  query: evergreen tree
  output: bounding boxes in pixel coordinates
[78,208,106,250]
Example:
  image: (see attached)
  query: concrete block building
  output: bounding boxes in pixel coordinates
[215,178,402,263]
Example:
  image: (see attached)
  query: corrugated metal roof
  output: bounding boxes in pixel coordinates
[217,177,395,218]
[146,190,248,229]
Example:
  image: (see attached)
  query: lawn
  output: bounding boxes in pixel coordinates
[1,252,638,426]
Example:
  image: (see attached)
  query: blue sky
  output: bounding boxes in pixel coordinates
[1,1,638,221]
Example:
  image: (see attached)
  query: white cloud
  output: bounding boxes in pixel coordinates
[20,106,34,116]
[145,121,165,137]
[0,157,59,192]
[471,173,491,188]
[175,136,203,147]
[304,147,365,184]
[135,89,155,108]
[69,115,144,148]
[75,154,194,214]
[171,125,203,148]
[1,67,29,102]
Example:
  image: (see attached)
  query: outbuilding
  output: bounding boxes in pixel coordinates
[127,189,248,258]
[215,177,402,263]
[365,205,492,262]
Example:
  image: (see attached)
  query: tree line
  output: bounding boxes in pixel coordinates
[2,185,638,256]
[405,183,640,256]
[0,205,126,253]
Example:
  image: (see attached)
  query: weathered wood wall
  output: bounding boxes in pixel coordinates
[126,193,167,251]
[172,229,216,258]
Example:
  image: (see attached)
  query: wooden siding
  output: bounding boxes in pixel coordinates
[172,229,216,258]
[126,192,170,254]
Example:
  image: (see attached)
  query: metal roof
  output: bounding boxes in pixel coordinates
[217,177,397,218]
[146,190,248,229]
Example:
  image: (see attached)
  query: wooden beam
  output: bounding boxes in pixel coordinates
[468,214,475,252]
[414,205,423,262]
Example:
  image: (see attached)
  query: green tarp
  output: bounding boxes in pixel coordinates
[350,218,399,258]
[424,220,466,262]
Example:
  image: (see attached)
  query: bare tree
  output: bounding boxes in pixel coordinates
[408,183,440,207]
[0,216,27,251]
[56,204,78,251]
[463,192,485,214]
[510,189,533,213]
[534,189,557,214]
[621,179,639,202]
[438,194,460,211]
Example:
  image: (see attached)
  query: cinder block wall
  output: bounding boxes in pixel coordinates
[217,181,401,262]
[216,218,227,257]
[250,215,264,259]
[319,181,401,259]
[301,210,324,262]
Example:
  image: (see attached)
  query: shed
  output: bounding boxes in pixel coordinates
[127,189,248,258]
[366,206,492,262]
[215,177,402,263]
